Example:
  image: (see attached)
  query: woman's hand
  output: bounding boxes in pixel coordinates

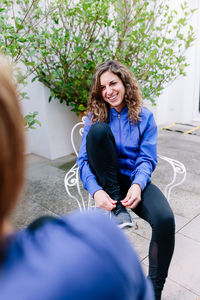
[94,190,117,211]
[121,184,141,209]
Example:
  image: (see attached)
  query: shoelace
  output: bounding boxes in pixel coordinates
[113,204,125,216]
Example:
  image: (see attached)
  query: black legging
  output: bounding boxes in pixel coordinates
[86,123,175,300]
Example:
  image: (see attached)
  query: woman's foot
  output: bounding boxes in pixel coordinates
[111,202,132,229]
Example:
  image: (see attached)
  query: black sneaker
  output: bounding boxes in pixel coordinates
[111,203,132,229]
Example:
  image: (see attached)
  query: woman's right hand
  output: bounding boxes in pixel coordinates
[94,190,117,211]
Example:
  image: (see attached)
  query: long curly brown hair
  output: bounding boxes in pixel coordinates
[0,55,25,234]
[87,60,143,123]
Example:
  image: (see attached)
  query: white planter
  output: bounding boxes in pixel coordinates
[22,79,79,160]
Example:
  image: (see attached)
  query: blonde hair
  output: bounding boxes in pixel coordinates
[0,56,25,230]
[87,60,143,123]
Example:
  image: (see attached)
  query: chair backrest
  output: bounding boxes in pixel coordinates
[157,154,186,200]
[64,116,94,212]
[70,116,86,156]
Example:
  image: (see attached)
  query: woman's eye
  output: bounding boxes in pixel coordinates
[110,82,116,85]
[101,86,105,91]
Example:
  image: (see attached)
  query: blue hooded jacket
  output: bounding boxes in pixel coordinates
[0,211,154,300]
[77,106,157,197]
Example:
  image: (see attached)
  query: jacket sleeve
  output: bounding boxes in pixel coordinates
[77,116,102,197]
[131,110,157,191]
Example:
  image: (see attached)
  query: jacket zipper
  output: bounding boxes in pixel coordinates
[118,113,121,155]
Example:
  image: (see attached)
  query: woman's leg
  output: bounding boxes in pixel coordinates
[86,123,132,226]
[120,175,175,299]
[86,122,121,200]
[133,183,175,300]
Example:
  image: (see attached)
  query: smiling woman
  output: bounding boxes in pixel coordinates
[77,60,176,300]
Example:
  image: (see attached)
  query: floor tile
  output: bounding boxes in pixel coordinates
[162,278,199,300]
[124,227,149,261]
[175,214,190,232]
[170,189,200,219]
[142,233,200,296]
[179,214,200,242]
[10,197,58,229]
[168,233,200,296]
[142,263,198,300]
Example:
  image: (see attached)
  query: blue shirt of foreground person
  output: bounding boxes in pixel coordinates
[0,211,154,300]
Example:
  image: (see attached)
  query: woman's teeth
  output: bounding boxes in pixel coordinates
[108,94,117,100]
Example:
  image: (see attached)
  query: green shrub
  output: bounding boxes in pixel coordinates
[0,0,196,114]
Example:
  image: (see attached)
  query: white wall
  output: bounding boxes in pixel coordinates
[156,46,198,125]
[193,0,200,121]
[154,0,200,126]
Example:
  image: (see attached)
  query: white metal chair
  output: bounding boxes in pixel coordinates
[64,116,186,227]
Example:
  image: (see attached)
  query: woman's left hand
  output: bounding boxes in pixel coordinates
[121,184,141,209]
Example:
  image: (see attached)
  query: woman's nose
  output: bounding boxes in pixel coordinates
[106,86,112,95]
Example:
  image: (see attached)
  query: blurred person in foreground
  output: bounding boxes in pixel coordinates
[0,55,154,300]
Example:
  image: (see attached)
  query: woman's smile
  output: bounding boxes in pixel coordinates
[107,94,118,101]
[100,71,125,112]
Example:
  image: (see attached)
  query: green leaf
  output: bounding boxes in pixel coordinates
[78,104,86,111]
[32,76,38,83]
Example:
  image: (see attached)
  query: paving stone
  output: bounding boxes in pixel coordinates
[174,214,190,232]
[161,122,200,136]
[26,163,66,182]
[142,233,200,297]
[25,179,78,215]
[123,227,149,261]
[179,214,200,242]
[168,233,200,296]
[170,189,200,219]
[128,213,151,240]
[156,148,200,176]
[162,278,199,300]
[25,164,79,215]
[142,264,198,300]
[153,169,200,196]
[10,196,58,229]
[158,131,200,153]
[25,153,49,167]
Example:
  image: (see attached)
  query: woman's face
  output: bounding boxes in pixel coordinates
[100,71,125,113]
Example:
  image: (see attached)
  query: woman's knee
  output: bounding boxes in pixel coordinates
[154,211,175,238]
[87,123,111,143]
[142,183,175,235]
